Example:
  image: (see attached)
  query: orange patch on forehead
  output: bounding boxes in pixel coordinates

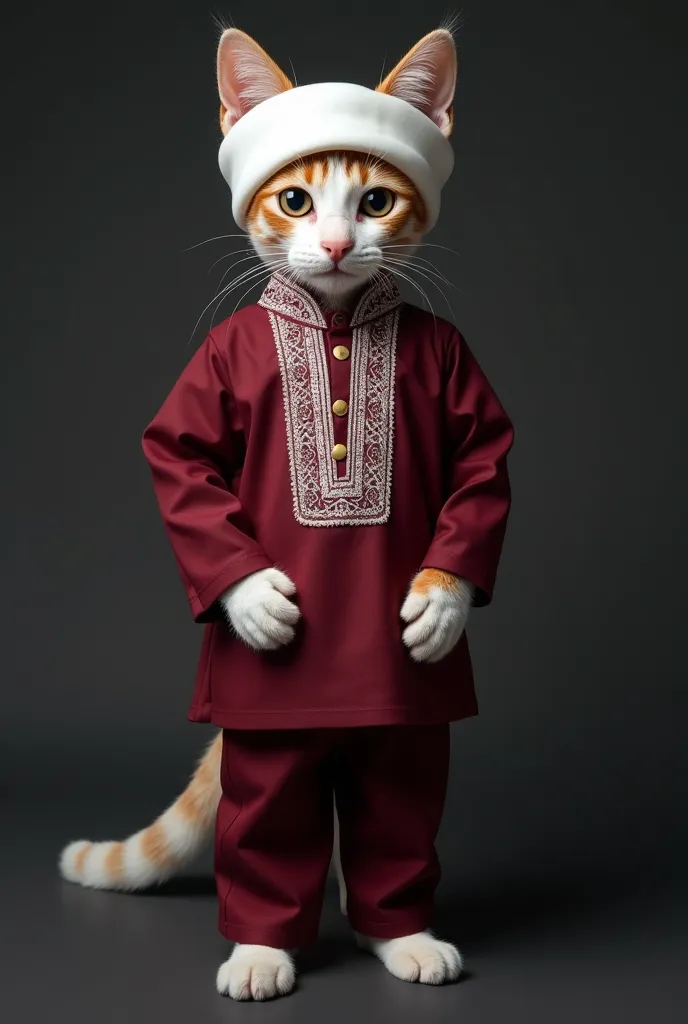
[342,156,369,187]
[345,153,362,178]
[292,156,329,187]
[314,157,328,183]
[256,155,329,194]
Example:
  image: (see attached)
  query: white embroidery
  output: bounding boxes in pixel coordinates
[259,275,326,328]
[260,274,401,528]
[350,272,403,326]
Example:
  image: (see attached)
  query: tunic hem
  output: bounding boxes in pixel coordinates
[189,700,478,730]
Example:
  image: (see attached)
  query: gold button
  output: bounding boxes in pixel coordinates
[332,312,346,325]
[332,443,348,461]
[332,399,348,416]
[333,345,350,361]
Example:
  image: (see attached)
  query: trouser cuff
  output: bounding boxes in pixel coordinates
[218,913,320,949]
[347,903,435,940]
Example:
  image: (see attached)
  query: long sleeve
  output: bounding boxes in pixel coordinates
[421,328,514,607]
[142,331,274,622]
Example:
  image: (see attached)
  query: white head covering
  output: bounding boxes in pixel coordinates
[218,82,454,231]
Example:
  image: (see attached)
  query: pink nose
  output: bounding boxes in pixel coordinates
[320,240,353,264]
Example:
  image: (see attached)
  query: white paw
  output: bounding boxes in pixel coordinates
[358,931,463,985]
[216,944,296,1001]
[400,576,474,663]
[220,568,300,652]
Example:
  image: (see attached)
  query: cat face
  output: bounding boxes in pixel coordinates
[246,152,427,304]
[216,25,457,305]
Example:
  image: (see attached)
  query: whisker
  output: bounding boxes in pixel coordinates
[215,252,268,290]
[218,262,292,340]
[287,55,298,86]
[384,260,455,321]
[383,255,454,290]
[208,249,259,274]
[383,242,462,258]
[214,256,292,311]
[214,259,288,303]
[382,264,437,324]
[183,233,253,252]
[206,260,293,347]
[188,259,289,344]
[208,246,284,274]
[385,250,453,284]
[405,259,453,288]
[215,268,280,348]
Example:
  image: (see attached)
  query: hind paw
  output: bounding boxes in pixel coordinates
[357,931,463,985]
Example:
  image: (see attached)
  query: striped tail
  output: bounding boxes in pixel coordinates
[58,732,222,891]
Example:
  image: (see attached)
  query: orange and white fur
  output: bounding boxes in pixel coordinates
[60,26,474,1000]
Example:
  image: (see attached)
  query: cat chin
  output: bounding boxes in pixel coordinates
[305,278,371,306]
[292,267,378,304]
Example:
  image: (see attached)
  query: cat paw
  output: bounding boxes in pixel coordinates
[401,570,474,663]
[216,944,296,1001]
[220,567,300,652]
[357,931,463,985]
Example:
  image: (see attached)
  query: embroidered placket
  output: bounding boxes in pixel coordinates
[260,275,400,527]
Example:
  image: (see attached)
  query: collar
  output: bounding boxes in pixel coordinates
[258,270,402,329]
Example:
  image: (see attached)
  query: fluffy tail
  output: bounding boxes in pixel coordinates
[58,732,222,891]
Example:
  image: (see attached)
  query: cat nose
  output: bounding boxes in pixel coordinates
[320,240,353,264]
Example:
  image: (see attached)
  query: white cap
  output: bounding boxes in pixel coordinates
[218,81,454,231]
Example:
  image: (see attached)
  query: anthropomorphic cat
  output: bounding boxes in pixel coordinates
[59,26,514,1001]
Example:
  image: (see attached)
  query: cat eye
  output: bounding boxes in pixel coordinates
[360,188,395,217]
[278,188,313,217]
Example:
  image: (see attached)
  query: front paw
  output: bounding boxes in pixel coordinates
[400,569,473,664]
[220,568,301,652]
[216,944,295,1001]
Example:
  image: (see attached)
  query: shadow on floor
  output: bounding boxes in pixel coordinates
[434,863,670,952]
[134,874,217,898]
[102,859,684,965]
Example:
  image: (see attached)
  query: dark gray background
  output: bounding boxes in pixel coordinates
[2,1,687,1021]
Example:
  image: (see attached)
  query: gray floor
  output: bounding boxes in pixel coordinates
[2,800,687,1024]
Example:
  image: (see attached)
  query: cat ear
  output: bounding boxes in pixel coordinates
[375,28,457,138]
[217,29,294,136]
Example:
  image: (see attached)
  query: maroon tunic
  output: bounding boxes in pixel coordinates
[142,272,514,729]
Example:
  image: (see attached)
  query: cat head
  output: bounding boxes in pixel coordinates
[216,28,458,305]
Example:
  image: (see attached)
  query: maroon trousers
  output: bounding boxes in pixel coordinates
[215,724,450,948]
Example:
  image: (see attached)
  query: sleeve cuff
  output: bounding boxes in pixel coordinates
[420,551,494,608]
[189,552,275,623]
